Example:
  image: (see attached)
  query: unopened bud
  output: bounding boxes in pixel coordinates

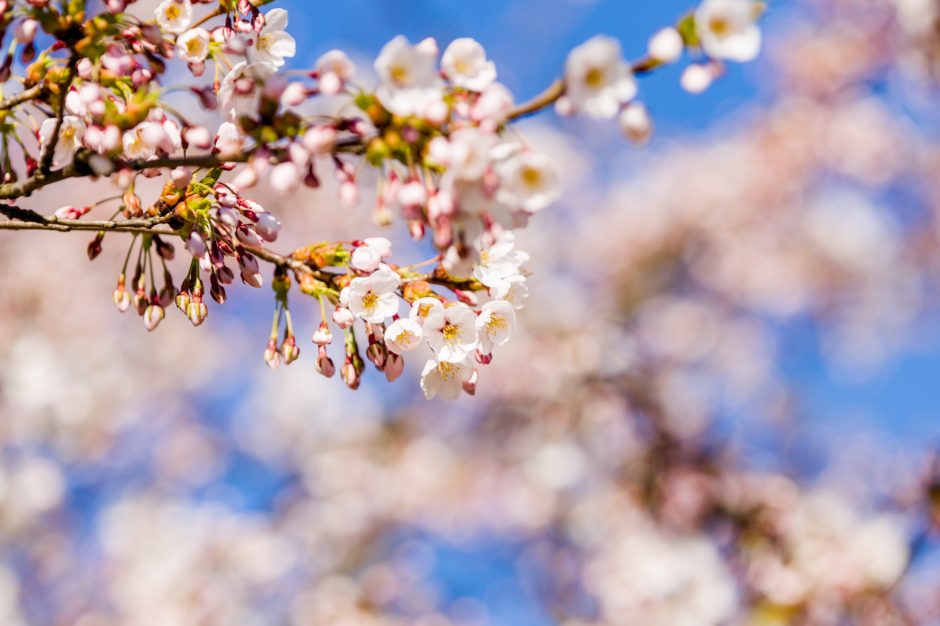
[264,337,281,369]
[315,346,336,377]
[385,353,404,382]
[280,335,300,365]
[144,303,165,331]
[312,322,333,346]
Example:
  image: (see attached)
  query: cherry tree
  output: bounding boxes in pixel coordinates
[0,0,763,398]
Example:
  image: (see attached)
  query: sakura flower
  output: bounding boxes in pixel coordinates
[472,82,514,128]
[410,297,445,323]
[564,35,637,118]
[374,35,443,117]
[347,265,401,323]
[473,232,529,289]
[219,61,277,120]
[350,238,392,273]
[441,38,497,91]
[420,357,474,401]
[476,299,515,354]
[177,27,210,63]
[315,49,355,95]
[695,0,762,62]
[155,0,193,34]
[384,318,425,355]
[489,275,529,309]
[246,9,296,68]
[39,115,86,165]
[214,122,244,156]
[447,127,497,181]
[496,151,561,213]
[423,303,479,363]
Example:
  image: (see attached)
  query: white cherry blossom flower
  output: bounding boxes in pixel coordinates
[695,0,762,62]
[384,318,424,355]
[489,275,529,309]
[246,9,296,68]
[177,27,210,63]
[374,35,443,117]
[409,297,445,323]
[39,115,85,165]
[347,265,401,323]
[155,0,192,34]
[472,82,514,128]
[473,231,529,289]
[122,128,154,162]
[420,357,474,400]
[441,38,497,91]
[446,127,497,181]
[219,61,276,120]
[315,50,355,95]
[423,303,479,363]
[476,300,515,354]
[496,151,561,213]
[564,35,637,118]
[350,238,392,273]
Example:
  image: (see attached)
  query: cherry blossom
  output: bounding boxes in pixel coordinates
[695,0,762,62]
[441,38,497,91]
[420,356,474,400]
[246,9,296,68]
[563,35,637,118]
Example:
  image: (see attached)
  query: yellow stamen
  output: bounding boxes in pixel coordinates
[362,291,379,311]
[442,323,460,342]
[585,67,605,88]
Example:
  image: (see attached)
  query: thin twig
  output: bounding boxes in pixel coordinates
[0,84,45,111]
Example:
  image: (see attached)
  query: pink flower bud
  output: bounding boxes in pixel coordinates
[281,82,307,107]
[264,338,281,369]
[341,358,360,389]
[302,126,337,155]
[254,212,281,242]
[144,303,165,331]
[315,346,335,377]
[187,301,208,326]
[171,166,192,189]
[462,368,478,395]
[332,306,354,329]
[385,353,404,382]
[184,125,212,149]
[280,335,300,365]
[113,278,131,312]
[312,322,333,346]
[13,18,38,44]
[186,232,207,258]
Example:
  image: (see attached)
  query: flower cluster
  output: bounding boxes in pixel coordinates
[0,0,764,398]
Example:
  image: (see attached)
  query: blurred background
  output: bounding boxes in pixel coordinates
[4,0,940,624]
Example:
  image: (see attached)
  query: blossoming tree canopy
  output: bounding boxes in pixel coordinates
[0,0,764,399]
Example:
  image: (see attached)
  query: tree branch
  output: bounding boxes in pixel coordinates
[0,84,46,111]
[506,55,664,121]
[0,208,176,234]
